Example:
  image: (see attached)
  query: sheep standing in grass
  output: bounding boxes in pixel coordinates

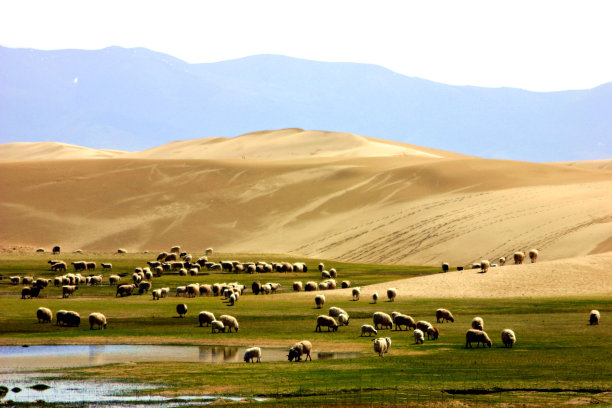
[480,260,490,273]
[101,263,112,270]
[514,251,525,264]
[414,329,425,344]
[352,287,360,301]
[205,247,213,256]
[590,310,600,325]
[220,315,239,332]
[373,312,393,330]
[152,289,161,300]
[329,268,337,278]
[176,303,188,318]
[372,292,379,304]
[37,307,53,323]
[338,313,350,326]
[109,275,121,285]
[318,263,324,272]
[63,311,81,327]
[244,347,262,363]
[499,257,506,266]
[288,340,312,362]
[471,317,484,331]
[211,320,225,333]
[436,309,454,323]
[442,262,449,273]
[341,280,351,289]
[328,307,347,318]
[252,281,262,295]
[56,310,67,326]
[466,329,492,348]
[304,281,317,292]
[529,249,539,263]
[62,285,78,298]
[89,312,107,330]
[315,315,338,332]
[315,294,325,309]
[199,311,215,327]
[293,282,303,292]
[501,329,516,348]
[393,314,416,331]
[361,325,378,337]
[427,327,439,340]
[321,270,331,279]
[387,288,397,302]
[416,321,433,333]
[373,337,391,357]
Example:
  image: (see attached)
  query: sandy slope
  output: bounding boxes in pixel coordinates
[0,142,126,160]
[551,159,612,170]
[0,129,611,269]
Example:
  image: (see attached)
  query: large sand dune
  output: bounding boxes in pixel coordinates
[1,129,611,268]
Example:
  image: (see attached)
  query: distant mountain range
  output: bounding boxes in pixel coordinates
[1,46,610,162]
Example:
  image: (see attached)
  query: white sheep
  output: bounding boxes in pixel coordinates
[436,308,455,323]
[514,251,525,264]
[471,317,484,331]
[315,315,338,332]
[109,275,121,285]
[529,249,539,263]
[480,260,490,273]
[414,329,425,344]
[288,340,312,362]
[373,337,391,357]
[501,329,516,348]
[152,289,161,300]
[590,310,600,325]
[341,280,351,289]
[89,312,107,330]
[219,315,239,332]
[393,314,416,331]
[466,329,492,348]
[352,287,361,301]
[373,312,393,330]
[416,320,433,333]
[329,268,337,278]
[293,281,303,292]
[315,294,325,309]
[321,270,331,279]
[211,320,225,333]
[328,306,347,317]
[199,311,215,327]
[372,292,379,304]
[244,347,262,363]
[387,288,397,302]
[338,313,350,326]
[499,256,506,266]
[36,307,53,323]
[318,263,324,272]
[360,324,378,337]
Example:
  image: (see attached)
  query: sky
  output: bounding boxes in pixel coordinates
[1,0,611,91]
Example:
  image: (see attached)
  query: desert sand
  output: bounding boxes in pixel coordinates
[1,129,611,271]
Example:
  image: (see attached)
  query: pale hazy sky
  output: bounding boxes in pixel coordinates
[1,0,611,91]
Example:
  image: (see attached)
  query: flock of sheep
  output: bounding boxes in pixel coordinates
[13,245,603,362]
[442,249,540,274]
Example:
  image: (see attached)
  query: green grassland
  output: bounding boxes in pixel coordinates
[0,252,611,407]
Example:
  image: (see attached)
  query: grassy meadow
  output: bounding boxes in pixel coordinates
[0,252,611,407]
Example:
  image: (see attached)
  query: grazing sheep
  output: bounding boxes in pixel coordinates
[62,285,78,298]
[393,314,416,331]
[219,315,239,332]
[170,245,181,254]
[56,310,67,326]
[160,287,170,298]
[304,281,317,292]
[442,262,449,273]
[10,276,19,285]
[199,311,216,327]
[152,289,161,300]
[328,307,347,317]
[414,329,425,344]
[352,287,360,301]
[261,284,272,294]
[436,309,455,323]
[372,292,379,304]
[590,310,600,325]
[480,260,490,273]
[293,281,303,292]
[338,313,350,326]
[157,252,168,261]
[329,268,337,278]
[63,311,81,327]
[501,329,516,348]
[176,303,188,318]
[529,249,539,263]
[373,312,393,330]
[315,294,326,309]
[165,253,177,262]
[373,337,392,357]
[52,245,61,255]
[205,247,213,256]
[321,270,331,279]
[36,307,53,323]
[499,257,506,266]
[252,281,262,295]
[36,248,45,252]
[72,261,87,271]
[132,273,142,284]
[21,286,40,299]
[387,288,397,302]
[514,251,525,264]
[211,320,225,333]
[116,284,136,297]
[138,281,152,294]
[228,293,237,306]
[109,275,121,285]
[427,326,439,340]
[471,317,484,331]
[416,321,433,333]
[185,283,200,298]
[361,324,378,337]
[318,263,324,272]
[175,286,187,297]
[88,275,102,286]
[179,268,188,276]
[21,276,34,285]
[51,262,67,272]
[466,329,492,348]
[315,315,338,332]
[86,262,96,270]
[199,284,213,296]
[243,347,262,363]
[117,248,127,254]
[288,340,312,362]
[341,280,351,289]
[221,261,234,272]
[268,282,281,293]
[89,312,107,330]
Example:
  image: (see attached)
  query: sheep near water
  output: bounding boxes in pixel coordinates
[89,312,107,330]
[436,308,455,323]
[501,329,516,348]
[315,294,325,309]
[36,307,53,323]
[413,329,425,344]
[219,315,239,332]
[466,329,492,348]
[373,337,391,357]
[116,284,136,297]
[244,347,262,363]
[590,310,600,325]
[315,315,338,332]
[288,340,312,362]
[176,303,188,318]
[61,311,81,327]
[529,249,539,263]
[211,320,225,333]
[373,312,393,330]
[471,317,484,331]
[199,311,215,327]
[361,325,378,337]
